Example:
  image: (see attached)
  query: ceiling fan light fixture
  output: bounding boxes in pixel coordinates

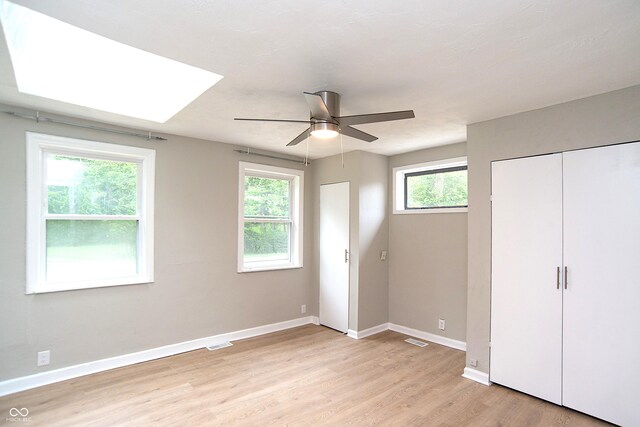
[310,122,339,139]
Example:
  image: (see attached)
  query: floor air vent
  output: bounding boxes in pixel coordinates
[404,338,428,347]
[206,342,233,351]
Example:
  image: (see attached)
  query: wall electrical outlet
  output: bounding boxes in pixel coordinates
[380,250,387,261]
[470,359,478,367]
[301,304,306,314]
[438,319,445,331]
[37,350,50,367]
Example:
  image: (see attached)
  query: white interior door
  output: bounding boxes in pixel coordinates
[490,154,563,404]
[562,142,640,426]
[319,182,349,333]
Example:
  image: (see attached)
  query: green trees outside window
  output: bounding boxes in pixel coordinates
[48,155,137,215]
[46,155,139,281]
[405,167,467,209]
[243,176,291,261]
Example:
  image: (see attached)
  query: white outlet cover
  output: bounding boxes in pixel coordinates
[37,350,50,366]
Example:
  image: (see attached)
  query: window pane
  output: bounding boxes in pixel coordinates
[46,220,138,283]
[47,155,138,215]
[243,222,290,263]
[244,176,290,219]
[406,169,468,208]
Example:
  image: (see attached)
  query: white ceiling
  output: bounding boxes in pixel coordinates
[1,0,639,159]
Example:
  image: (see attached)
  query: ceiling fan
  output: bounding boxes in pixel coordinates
[235,91,415,146]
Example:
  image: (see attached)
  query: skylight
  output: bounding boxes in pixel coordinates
[0,0,223,123]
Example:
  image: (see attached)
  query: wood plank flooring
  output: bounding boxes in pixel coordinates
[0,325,610,426]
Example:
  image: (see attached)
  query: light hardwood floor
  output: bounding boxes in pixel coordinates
[0,325,610,426]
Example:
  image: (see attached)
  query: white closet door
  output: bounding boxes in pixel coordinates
[490,154,563,404]
[563,142,640,426]
[319,182,350,333]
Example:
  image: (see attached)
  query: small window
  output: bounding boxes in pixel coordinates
[393,157,467,214]
[26,132,155,293]
[238,162,303,272]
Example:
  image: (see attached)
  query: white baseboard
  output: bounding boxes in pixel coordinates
[0,316,318,397]
[347,323,389,339]
[462,367,491,386]
[347,323,467,350]
[358,323,389,339]
[388,323,467,351]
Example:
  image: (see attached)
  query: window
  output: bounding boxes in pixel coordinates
[238,162,303,272]
[393,157,468,214]
[26,132,155,293]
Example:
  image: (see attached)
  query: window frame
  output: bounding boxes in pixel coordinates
[393,156,468,214]
[26,132,155,294]
[237,161,303,273]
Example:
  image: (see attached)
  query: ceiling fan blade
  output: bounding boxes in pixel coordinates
[303,92,332,120]
[234,118,312,124]
[340,125,378,143]
[337,110,415,126]
[286,127,311,146]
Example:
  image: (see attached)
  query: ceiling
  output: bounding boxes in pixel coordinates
[1,0,639,159]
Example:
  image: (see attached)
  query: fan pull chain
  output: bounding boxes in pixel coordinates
[304,129,310,166]
[340,130,344,168]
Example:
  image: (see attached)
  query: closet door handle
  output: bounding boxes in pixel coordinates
[556,267,560,289]
[564,266,568,289]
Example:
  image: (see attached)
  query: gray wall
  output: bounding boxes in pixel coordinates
[356,151,389,330]
[388,143,468,342]
[312,150,389,332]
[466,84,640,374]
[0,105,315,380]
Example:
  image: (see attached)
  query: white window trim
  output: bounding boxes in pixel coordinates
[26,132,155,294]
[238,161,303,273]
[392,156,468,215]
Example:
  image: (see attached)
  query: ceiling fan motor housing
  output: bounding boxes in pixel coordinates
[313,91,340,120]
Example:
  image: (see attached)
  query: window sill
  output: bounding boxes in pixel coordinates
[393,207,468,215]
[238,264,303,273]
[26,276,154,294]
